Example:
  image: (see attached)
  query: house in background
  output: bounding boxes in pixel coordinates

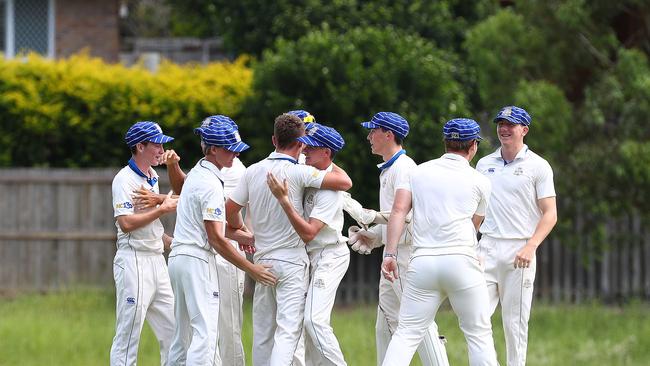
[0,0,118,62]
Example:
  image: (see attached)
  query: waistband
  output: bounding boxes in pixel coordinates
[411,245,478,260]
[480,235,528,245]
[254,247,308,263]
[116,248,163,257]
[169,243,216,261]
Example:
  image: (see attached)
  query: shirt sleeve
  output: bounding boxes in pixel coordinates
[535,161,556,199]
[395,166,413,192]
[112,175,135,218]
[308,190,340,228]
[228,169,250,206]
[201,183,226,222]
[292,164,326,189]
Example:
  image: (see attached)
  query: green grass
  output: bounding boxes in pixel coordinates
[1,289,649,365]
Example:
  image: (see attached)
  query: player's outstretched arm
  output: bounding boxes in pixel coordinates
[163,149,187,194]
[205,220,277,286]
[320,163,353,191]
[267,172,325,243]
[117,191,177,233]
[381,189,412,282]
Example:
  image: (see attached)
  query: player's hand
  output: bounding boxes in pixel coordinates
[250,263,277,286]
[381,256,398,282]
[239,244,256,254]
[162,149,181,166]
[514,242,537,268]
[132,185,163,209]
[159,190,178,213]
[266,172,289,200]
[235,230,255,247]
[347,225,381,255]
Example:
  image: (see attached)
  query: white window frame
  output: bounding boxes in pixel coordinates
[2,0,55,58]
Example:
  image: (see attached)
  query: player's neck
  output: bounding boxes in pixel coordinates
[382,145,403,162]
[131,155,152,176]
[500,142,525,162]
[276,146,301,160]
[204,155,223,170]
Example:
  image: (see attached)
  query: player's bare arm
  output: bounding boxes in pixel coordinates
[266,172,325,243]
[132,185,179,209]
[515,196,557,268]
[205,220,277,286]
[225,198,245,230]
[162,233,173,251]
[163,149,187,194]
[381,188,412,282]
[117,191,177,232]
[320,163,353,191]
[472,214,485,232]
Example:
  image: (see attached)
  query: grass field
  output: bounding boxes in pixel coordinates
[0,289,649,365]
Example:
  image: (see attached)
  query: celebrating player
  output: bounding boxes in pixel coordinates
[476,106,557,366]
[381,118,498,366]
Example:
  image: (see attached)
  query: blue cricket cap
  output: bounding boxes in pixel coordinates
[125,121,174,147]
[361,112,409,139]
[200,115,238,129]
[493,106,532,126]
[287,110,316,123]
[443,118,482,141]
[297,123,345,152]
[194,122,249,153]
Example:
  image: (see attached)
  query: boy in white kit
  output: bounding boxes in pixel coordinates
[357,112,449,366]
[110,121,178,366]
[381,118,498,366]
[267,123,350,365]
[225,113,352,366]
[476,106,557,366]
[167,121,277,365]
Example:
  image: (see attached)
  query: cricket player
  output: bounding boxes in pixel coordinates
[266,123,350,365]
[357,112,449,366]
[225,113,353,366]
[381,118,498,366]
[110,121,177,366]
[476,106,557,366]
[167,121,277,365]
[138,115,250,366]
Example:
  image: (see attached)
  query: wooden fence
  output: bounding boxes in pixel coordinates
[1,168,649,304]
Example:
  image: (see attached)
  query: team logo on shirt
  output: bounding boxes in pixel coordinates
[116,202,134,209]
[487,168,495,174]
[126,297,136,305]
[514,167,524,176]
[212,291,219,298]
[381,179,387,188]
[313,278,325,288]
[206,207,223,217]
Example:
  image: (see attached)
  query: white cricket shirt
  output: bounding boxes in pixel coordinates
[229,152,326,260]
[476,145,555,239]
[171,159,226,255]
[379,151,416,245]
[303,165,346,253]
[222,157,246,197]
[112,165,165,253]
[397,153,491,257]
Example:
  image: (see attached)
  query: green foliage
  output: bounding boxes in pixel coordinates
[240,26,469,205]
[0,54,253,167]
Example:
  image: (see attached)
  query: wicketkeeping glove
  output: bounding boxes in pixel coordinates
[347,225,383,255]
[342,193,377,227]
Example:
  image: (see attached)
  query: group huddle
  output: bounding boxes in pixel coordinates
[110,107,557,366]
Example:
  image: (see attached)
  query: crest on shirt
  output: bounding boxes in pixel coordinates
[514,167,524,176]
[487,168,495,174]
[313,278,325,288]
[381,178,387,188]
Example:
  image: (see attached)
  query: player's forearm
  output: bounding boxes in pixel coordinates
[117,207,168,233]
[225,225,253,246]
[528,209,558,248]
[385,211,406,254]
[167,163,186,194]
[162,233,173,251]
[208,232,257,273]
[321,164,353,191]
[225,199,244,229]
[278,197,319,243]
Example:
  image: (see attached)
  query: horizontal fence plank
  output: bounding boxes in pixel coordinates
[0,231,117,241]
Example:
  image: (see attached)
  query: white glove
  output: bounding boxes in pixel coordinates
[342,193,377,226]
[347,225,383,255]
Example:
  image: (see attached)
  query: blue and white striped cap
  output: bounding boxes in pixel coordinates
[361,112,409,139]
[287,110,316,123]
[493,106,532,126]
[194,122,249,153]
[125,121,174,147]
[443,118,482,141]
[200,115,238,129]
[297,123,345,152]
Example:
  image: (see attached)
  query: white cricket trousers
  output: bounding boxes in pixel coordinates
[216,241,246,366]
[382,254,498,366]
[377,245,449,366]
[478,235,536,366]
[252,248,309,366]
[304,244,350,366]
[167,247,221,366]
[110,249,175,366]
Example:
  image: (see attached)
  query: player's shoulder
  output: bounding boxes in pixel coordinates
[397,153,417,168]
[112,166,134,186]
[524,149,553,172]
[476,149,500,169]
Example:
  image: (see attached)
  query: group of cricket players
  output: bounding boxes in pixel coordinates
[110,105,557,366]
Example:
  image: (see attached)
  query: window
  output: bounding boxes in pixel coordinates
[1,0,54,58]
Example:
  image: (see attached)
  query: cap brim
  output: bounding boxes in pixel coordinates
[224,141,250,153]
[296,135,326,148]
[148,134,174,144]
[361,121,379,129]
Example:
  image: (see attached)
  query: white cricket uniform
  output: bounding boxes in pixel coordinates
[217,157,247,366]
[302,169,350,366]
[229,152,326,366]
[110,165,175,366]
[376,151,448,366]
[383,153,498,366]
[476,145,556,366]
[167,159,226,366]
